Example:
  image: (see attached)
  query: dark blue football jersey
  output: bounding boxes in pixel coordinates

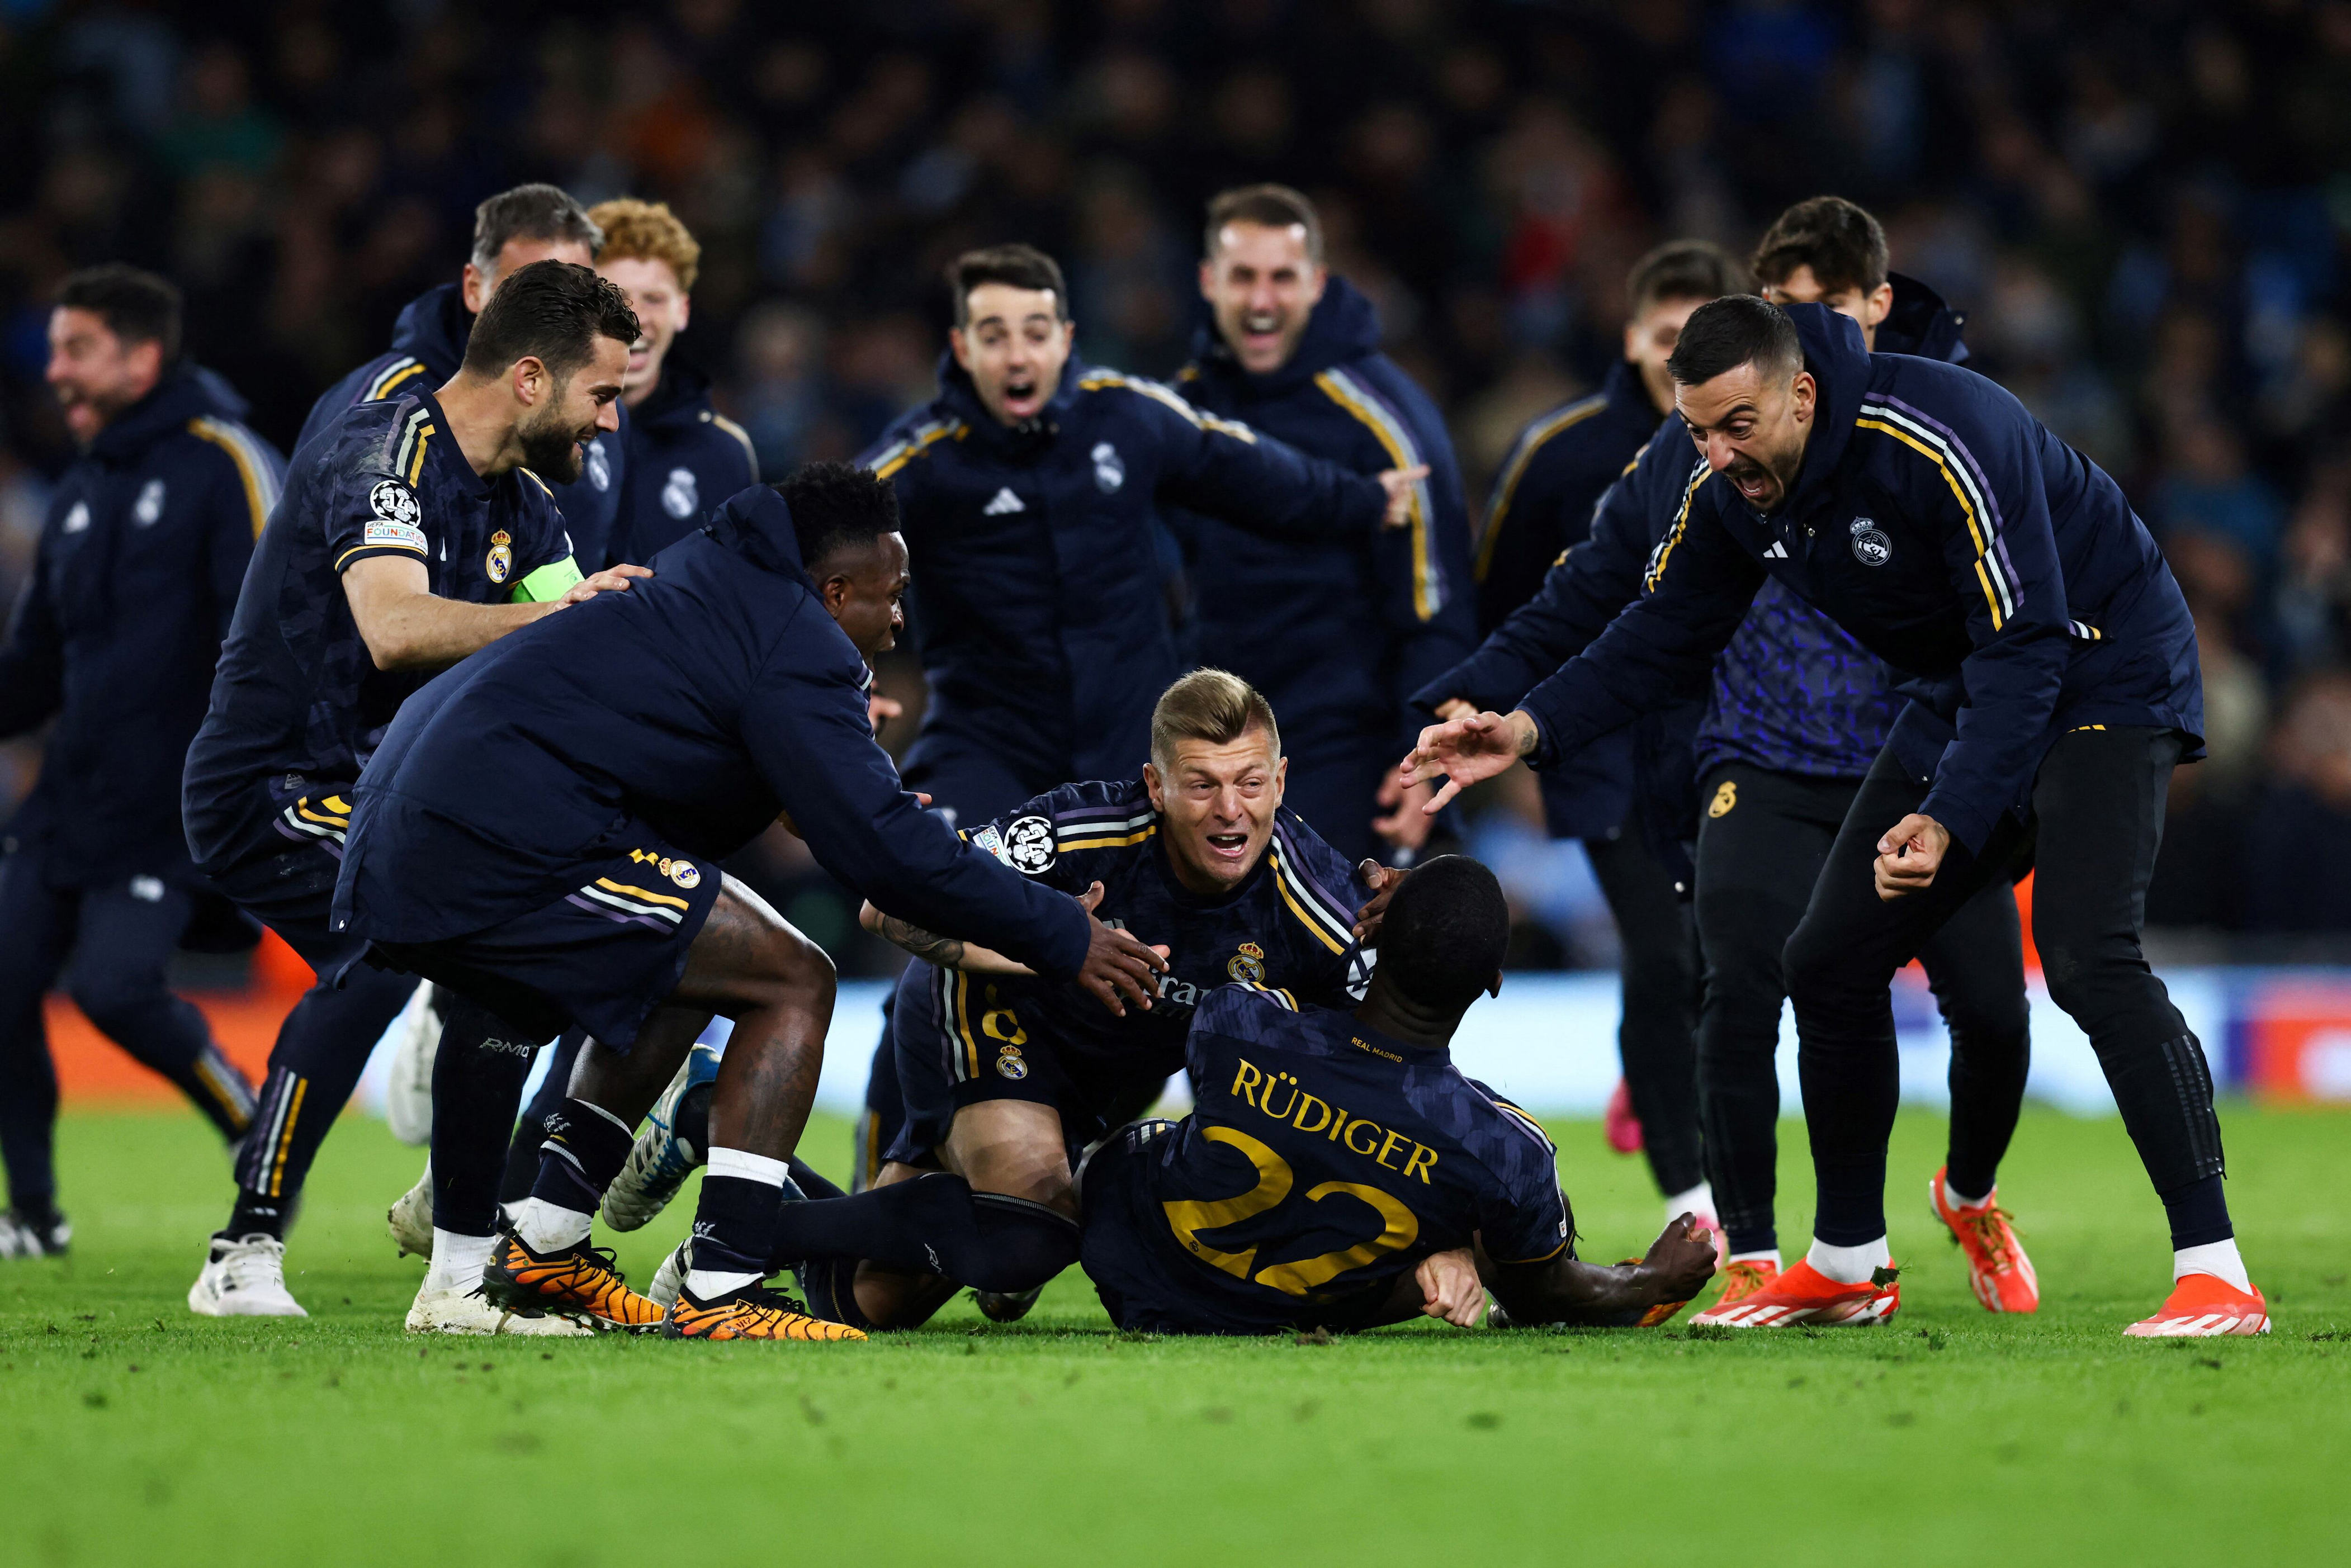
[950,778,1374,1084]
[1097,983,1570,1332]
[185,389,577,870]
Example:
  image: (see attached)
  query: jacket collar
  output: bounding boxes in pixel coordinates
[1600,357,1661,419]
[1183,273,1385,399]
[631,355,715,433]
[1780,303,1872,521]
[705,483,811,587]
[933,347,1087,460]
[87,364,245,465]
[387,283,472,382]
[1876,272,1969,365]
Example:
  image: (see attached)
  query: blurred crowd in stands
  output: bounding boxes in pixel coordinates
[2,0,2348,963]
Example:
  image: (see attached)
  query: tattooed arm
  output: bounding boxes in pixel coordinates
[858,901,1035,975]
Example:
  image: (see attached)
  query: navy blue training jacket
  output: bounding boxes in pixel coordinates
[1518,304,2202,855]
[298,283,628,567]
[0,367,281,887]
[611,357,756,565]
[333,486,1091,979]
[1171,277,1477,759]
[862,353,1389,794]
[1467,358,1661,837]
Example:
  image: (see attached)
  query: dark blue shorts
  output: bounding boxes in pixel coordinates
[881,960,1164,1170]
[200,777,370,973]
[368,827,722,1050]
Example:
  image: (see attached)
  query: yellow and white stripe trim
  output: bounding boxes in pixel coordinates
[1855,400,2022,630]
[186,416,281,539]
[1640,458,1714,595]
[1079,370,1259,443]
[868,418,969,480]
[1316,366,1441,620]
[366,357,427,402]
[1475,393,1610,581]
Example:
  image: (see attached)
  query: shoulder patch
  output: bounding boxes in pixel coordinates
[970,823,1010,865]
[365,479,426,550]
[1000,815,1056,875]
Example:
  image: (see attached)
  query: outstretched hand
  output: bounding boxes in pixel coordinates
[1398,709,1538,814]
[557,562,651,606]
[1375,465,1431,529]
[1351,860,1412,945]
[1074,881,1170,1018]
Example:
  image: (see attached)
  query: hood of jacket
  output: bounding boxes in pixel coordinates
[88,363,251,465]
[1184,273,1384,399]
[704,481,812,589]
[633,354,717,433]
[387,283,472,381]
[1877,272,1969,365]
[1777,302,1873,522]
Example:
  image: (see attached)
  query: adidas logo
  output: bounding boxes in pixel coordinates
[982,487,1025,515]
[1763,540,1787,559]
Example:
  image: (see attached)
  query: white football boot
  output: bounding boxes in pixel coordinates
[188,1233,308,1318]
[600,1043,722,1230]
[387,1160,434,1259]
[405,1281,591,1336]
[648,1239,692,1310]
[383,981,443,1147]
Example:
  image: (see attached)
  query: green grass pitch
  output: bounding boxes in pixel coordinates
[4,1102,2346,1566]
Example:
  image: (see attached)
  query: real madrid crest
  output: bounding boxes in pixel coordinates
[487,528,513,584]
[1227,940,1266,984]
[1849,517,1891,567]
[995,1045,1029,1081]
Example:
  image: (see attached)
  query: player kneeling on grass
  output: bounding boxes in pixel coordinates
[604,669,1407,1330]
[1081,854,1715,1334]
[331,467,1164,1341]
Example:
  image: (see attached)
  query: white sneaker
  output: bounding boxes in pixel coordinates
[601,1043,721,1231]
[387,1162,433,1259]
[384,981,443,1147]
[187,1233,308,1318]
[648,1239,691,1310]
[405,1282,591,1336]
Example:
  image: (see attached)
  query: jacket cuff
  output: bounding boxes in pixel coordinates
[1916,786,1997,859]
[1029,895,1094,982]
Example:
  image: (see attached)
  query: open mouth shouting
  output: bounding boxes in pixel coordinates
[998,368,1043,420]
[1724,455,1781,509]
[1204,829,1252,864]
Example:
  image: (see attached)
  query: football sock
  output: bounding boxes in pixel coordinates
[512,1197,593,1254]
[2173,1237,2251,1292]
[2159,1171,2234,1250]
[788,1157,844,1201]
[498,1026,583,1205]
[1664,1180,1716,1228]
[428,998,540,1237]
[1942,1176,1994,1211]
[687,1146,789,1299]
[1805,1235,1891,1286]
[423,1228,496,1293]
[767,1171,1080,1294]
[526,1096,635,1215]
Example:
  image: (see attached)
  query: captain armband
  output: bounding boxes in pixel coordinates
[509,556,585,603]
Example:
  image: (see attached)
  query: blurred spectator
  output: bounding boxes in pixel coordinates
[2,1,2349,947]
[2243,671,2351,932]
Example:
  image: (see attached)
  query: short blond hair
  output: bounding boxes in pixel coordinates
[1150,669,1280,773]
[587,198,701,293]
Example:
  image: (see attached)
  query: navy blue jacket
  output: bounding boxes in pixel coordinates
[1171,278,1477,758]
[1467,359,1661,837]
[862,354,1388,798]
[298,283,628,567]
[333,487,1091,979]
[0,368,281,886]
[184,391,576,871]
[1519,305,2202,854]
[612,357,757,565]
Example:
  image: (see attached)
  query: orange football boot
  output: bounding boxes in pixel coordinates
[479,1228,665,1333]
[1690,1257,1898,1327]
[1691,1256,1780,1323]
[2124,1274,2270,1338]
[1930,1168,2039,1313]
[662,1282,868,1341]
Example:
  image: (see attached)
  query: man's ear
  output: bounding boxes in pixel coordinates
[512,355,548,407]
[948,326,972,371]
[820,572,851,615]
[1142,761,1164,812]
[1791,369,1817,424]
[461,261,491,316]
[1865,281,1895,331]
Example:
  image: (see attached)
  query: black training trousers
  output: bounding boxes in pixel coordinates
[1582,817,1705,1197]
[1782,726,2224,1248]
[1691,763,2030,1256]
